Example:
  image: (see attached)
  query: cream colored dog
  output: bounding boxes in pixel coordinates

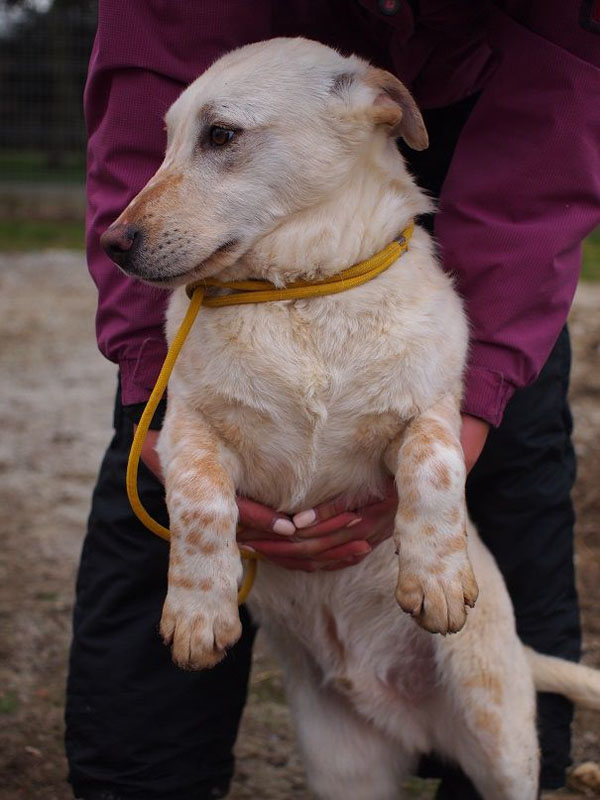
[102,38,600,800]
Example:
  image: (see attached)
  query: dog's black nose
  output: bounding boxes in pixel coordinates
[100,222,140,268]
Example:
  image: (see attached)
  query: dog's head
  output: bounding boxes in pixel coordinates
[101,38,428,287]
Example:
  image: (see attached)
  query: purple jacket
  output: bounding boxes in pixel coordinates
[86,0,600,426]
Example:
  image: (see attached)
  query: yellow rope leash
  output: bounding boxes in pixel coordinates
[126,222,414,605]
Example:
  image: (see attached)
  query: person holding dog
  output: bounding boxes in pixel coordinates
[66,2,600,799]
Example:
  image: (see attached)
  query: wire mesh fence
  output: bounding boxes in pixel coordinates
[0,0,96,184]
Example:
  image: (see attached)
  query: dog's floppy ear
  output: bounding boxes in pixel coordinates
[365,67,429,151]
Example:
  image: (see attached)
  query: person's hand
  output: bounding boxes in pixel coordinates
[237,479,397,572]
[135,425,396,571]
[460,413,490,473]
[137,415,487,574]
[135,426,164,481]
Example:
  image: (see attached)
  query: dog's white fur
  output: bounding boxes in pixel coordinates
[108,38,600,800]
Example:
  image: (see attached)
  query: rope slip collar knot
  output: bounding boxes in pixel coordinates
[126,221,415,604]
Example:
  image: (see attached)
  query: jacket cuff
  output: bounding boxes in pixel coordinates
[122,398,166,430]
[118,336,168,406]
[462,365,516,427]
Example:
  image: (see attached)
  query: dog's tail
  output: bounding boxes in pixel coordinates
[525,647,600,710]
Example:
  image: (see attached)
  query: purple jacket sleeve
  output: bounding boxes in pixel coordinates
[436,7,600,425]
[85,60,172,405]
[85,0,276,405]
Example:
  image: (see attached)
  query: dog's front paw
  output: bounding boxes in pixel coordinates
[160,588,242,670]
[395,554,478,635]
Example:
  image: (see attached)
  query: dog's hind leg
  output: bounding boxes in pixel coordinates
[432,567,539,799]
[433,658,539,799]
[273,638,412,800]
[295,680,412,800]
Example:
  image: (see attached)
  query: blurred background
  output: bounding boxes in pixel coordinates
[0,2,599,798]
[0,0,93,240]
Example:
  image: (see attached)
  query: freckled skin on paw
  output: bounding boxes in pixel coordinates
[447,508,461,525]
[395,559,479,635]
[160,597,242,670]
[398,505,418,523]
[391,403,478,635]
[185,529,204,547]
[169,574,197,590]
[429,461,451,491]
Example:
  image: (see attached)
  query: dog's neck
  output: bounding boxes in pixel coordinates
[220,140,432,285]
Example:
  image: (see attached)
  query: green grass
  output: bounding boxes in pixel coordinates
[249,671,287,705]
[582,228,600,282]
[0,150,86,183]
[34,591,59,602]
[0,691,19,715]
[0,219,84,251]
[401,777,440,798]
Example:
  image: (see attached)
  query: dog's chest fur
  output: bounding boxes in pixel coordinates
[166,236,467,513]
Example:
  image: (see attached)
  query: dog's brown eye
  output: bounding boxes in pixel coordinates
[209,126,235,146]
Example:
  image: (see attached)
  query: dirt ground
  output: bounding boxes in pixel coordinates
[0,251,599,800]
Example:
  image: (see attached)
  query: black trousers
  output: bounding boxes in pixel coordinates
[65,395,257,800]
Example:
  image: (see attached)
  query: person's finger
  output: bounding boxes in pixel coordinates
[296,493,396,539]
[237,527,282,544]
[340,503,396,543]
[312,541,372,561]
[321,553,370,571]
[239,509,392,550]
[262,546,370,572]
[134,425,164,482]
[293,494,350,528]
[367,529,394,549]
[258,556,322,572]
[244,534,370,560]
[292,511,360,538]
[460,413,490,473]
[238,526,370,545]
[236,496,295,536]
[293,478,397,529]
[361,493,397,517]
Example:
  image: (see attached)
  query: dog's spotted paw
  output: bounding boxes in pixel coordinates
[395,557,478,635]
[160,589,242,670]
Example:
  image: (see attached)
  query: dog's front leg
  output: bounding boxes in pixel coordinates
[385,394,478,635]
[157,400,242,670]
